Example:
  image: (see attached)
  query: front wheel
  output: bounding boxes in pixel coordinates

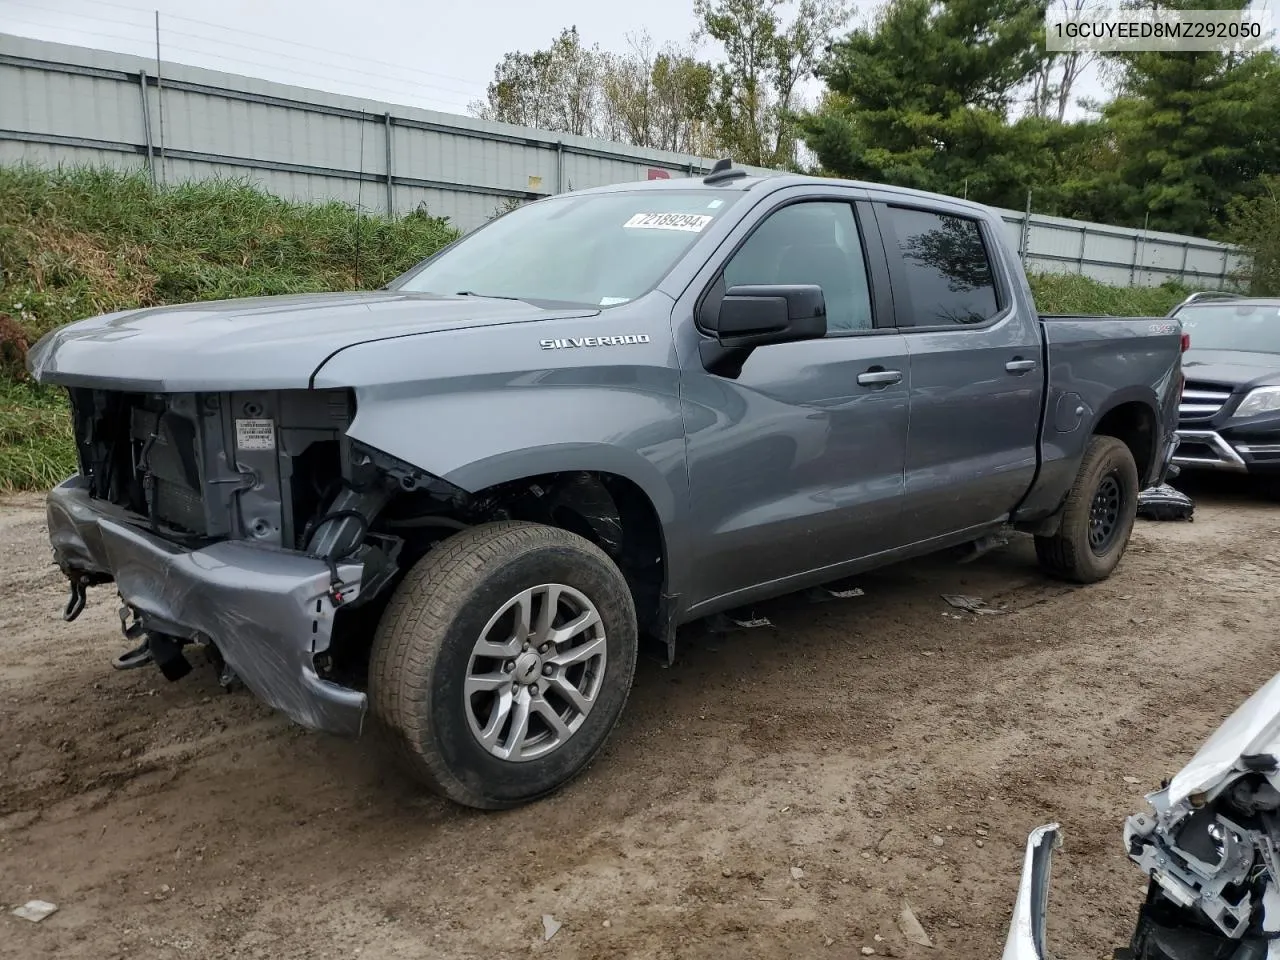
[1035,435,1140,584]
[369,521,638,809]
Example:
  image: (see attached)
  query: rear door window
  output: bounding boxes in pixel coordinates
[881,207,1000,327]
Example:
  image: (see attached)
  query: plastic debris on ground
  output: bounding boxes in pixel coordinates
[898,899,934,947]
[541,914,562,941]
[1136,483,1194,521]
[12,900,58,923]
[804,583,866,604]
[706,609,772,632]
[940,595,1005,615]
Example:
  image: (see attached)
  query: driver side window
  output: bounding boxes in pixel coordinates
[722,201,874,333]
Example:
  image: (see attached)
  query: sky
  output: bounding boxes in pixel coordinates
[0,0,1112,125]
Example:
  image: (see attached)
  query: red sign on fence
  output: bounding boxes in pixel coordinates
[647,168,672,180]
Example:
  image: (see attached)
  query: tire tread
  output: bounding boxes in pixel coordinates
[1035,435,1138,584]
[368,521,636,809]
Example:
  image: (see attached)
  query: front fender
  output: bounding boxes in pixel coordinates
[312,315,693,591]
[345,385,691,599]
[343,383,686,522]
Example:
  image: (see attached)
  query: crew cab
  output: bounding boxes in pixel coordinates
[1167,292,1280,491]
[28,164,1184,809]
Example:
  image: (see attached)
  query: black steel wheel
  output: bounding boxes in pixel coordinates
[1036,436,1140,584]
[1088,472,1124,555]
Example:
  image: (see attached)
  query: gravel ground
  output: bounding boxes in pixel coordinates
[2,482,1278,960]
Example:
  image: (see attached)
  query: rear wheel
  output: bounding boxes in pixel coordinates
[1035,435,1140,584]
[369,521,638,809]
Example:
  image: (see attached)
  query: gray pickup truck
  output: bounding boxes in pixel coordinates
[29,165,1184,809]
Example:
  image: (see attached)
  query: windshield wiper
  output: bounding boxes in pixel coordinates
[454,290,524,301]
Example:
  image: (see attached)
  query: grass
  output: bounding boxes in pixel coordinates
[0,380,75,492]
[0,164,459,342]
[0,163,1206,492]
[1028,272,1195,316]
[0,163,460,492]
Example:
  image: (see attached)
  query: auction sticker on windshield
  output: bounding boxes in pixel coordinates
[623,212,714,232]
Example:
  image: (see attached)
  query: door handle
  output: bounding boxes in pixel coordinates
[1005,358,1038,374]
[857,369,903,387]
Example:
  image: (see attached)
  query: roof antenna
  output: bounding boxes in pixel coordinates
[704,157,748,186]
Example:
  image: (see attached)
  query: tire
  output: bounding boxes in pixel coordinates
[1255,476,1280,502]
[1035,435,1140,584]
[369,521,638,810]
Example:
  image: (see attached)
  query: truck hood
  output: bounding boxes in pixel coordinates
[1182,349,1280,389]
[27,291,597,392]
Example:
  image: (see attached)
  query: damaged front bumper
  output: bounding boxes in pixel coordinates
[48,476,368,736]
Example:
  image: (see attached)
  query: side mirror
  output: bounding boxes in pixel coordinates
[716,284,827,348]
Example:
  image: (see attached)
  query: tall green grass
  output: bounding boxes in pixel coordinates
[0,164,459,343]
[0,164,459,492]
[0,163,1206,493]
[0,379,74,493]
[1028,272,1194,316]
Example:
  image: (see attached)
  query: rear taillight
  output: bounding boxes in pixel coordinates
[1181,333,1191,352]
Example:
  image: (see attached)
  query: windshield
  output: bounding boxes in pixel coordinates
[392,189,744,307]
[1177,303,1280,354]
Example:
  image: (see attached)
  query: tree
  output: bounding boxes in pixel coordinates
[1027,0,1096,121]
[1225,176,1280,295]
[473,28,720,154]
[1090,0,1280,234]
[599,35,656,148]
[800,0,1050,197]
[599,32,719,155]
[649,46,719,154]
[695,0,851,169]
[471,27,604,137]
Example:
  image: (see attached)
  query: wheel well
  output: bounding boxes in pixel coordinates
[375,470,668,641]
[1094,401,1157,481]
[485,472,667,640]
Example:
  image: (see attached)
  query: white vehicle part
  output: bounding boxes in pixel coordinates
[1123,670,1280,945]
[1002,823,1061,960]
[1167,671,1280,808]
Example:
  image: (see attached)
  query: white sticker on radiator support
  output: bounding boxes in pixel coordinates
[235,418,276,451]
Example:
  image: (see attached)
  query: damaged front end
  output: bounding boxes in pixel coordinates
[1004,673,1280,960]
[44,386,453,735]
[1119,673,1280,960]
[43,382,652,738]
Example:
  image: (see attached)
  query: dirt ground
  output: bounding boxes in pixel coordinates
[2,482,1278,960]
